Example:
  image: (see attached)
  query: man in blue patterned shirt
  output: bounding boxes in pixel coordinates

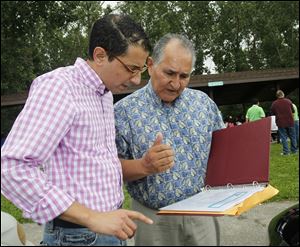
[115,33,225,246]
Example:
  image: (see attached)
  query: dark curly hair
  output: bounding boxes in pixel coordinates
[88,14,151,61]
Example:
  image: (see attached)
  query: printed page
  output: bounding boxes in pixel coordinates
[159,185,265,212]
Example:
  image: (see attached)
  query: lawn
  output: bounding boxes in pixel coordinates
[268,143,299,201]
[1,143,298,223]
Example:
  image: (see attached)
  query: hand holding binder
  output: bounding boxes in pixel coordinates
[158,117,279,216]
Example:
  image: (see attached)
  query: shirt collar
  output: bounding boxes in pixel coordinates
[146,80,185,107]
[75,57,108,95]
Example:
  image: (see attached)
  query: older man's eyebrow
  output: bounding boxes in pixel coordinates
[180,72,190,77]
[164,68,190,77]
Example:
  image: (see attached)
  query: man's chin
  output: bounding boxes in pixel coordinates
[162,96,177,104]
[163,92,180,101]
[112,85,129,94]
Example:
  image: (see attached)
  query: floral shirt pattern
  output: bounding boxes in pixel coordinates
[114,82,225,209]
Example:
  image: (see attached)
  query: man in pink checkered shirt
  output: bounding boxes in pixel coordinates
[1,14,174,246]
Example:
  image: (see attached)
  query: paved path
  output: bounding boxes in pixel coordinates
[24,200,297,246]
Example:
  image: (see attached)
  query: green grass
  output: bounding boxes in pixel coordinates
[1,194,30,223]
[268,143,299,201]
[1,143,298,222]
[123,186,132,210]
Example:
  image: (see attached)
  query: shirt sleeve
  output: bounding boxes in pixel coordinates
[208,97,225,131]
[291,103,295,113]
[1,77,76,224]
[246,109,250,120]
[114,101,134,159]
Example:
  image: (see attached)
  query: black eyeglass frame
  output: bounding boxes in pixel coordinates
[113,56,148,75]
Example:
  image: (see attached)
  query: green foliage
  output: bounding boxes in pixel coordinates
[1,105,24,136]
[117,1,214,74]
[209,1,299,72]
[1,1,298,93]
[1,1,106,94]
[117,1,299,73]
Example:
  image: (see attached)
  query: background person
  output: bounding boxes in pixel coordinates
[270,90,297,155]
[225,115,235,128]
[114,33,224,246]
[1,14,174,246]
[292,103,299,148]
[245,98,265,122]
[270,115,279,143]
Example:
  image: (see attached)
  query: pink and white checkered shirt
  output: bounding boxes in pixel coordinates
[1,58,124,224]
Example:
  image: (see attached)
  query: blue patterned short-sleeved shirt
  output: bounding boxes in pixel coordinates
[114,81,225,209]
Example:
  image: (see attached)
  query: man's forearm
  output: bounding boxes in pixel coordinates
[120,159,148,182]
[59,201,94,227]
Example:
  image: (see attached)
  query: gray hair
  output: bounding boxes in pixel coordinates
[151,33,196,70]
[276,90,285,98]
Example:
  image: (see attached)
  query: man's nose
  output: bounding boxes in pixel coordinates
[129,73,142,86]
[170,76,181,90]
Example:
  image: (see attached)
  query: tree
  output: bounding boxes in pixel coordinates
[1,1,107,136]
[1,1,298,135]
[209,1,299,72]
[1,1,106,94]
[117,1,214,74]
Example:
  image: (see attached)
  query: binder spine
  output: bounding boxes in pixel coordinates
[203,181,268,191]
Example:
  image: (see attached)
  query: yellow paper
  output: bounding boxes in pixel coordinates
[157,184,279,216]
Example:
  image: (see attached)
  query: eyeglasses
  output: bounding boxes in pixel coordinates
[113,56,148,76]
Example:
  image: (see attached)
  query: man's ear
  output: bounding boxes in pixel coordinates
[147,56,154,67]
[147,57,154,75]
[93,47,107,65]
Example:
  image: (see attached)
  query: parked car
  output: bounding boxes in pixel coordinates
[268,203,299,246]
